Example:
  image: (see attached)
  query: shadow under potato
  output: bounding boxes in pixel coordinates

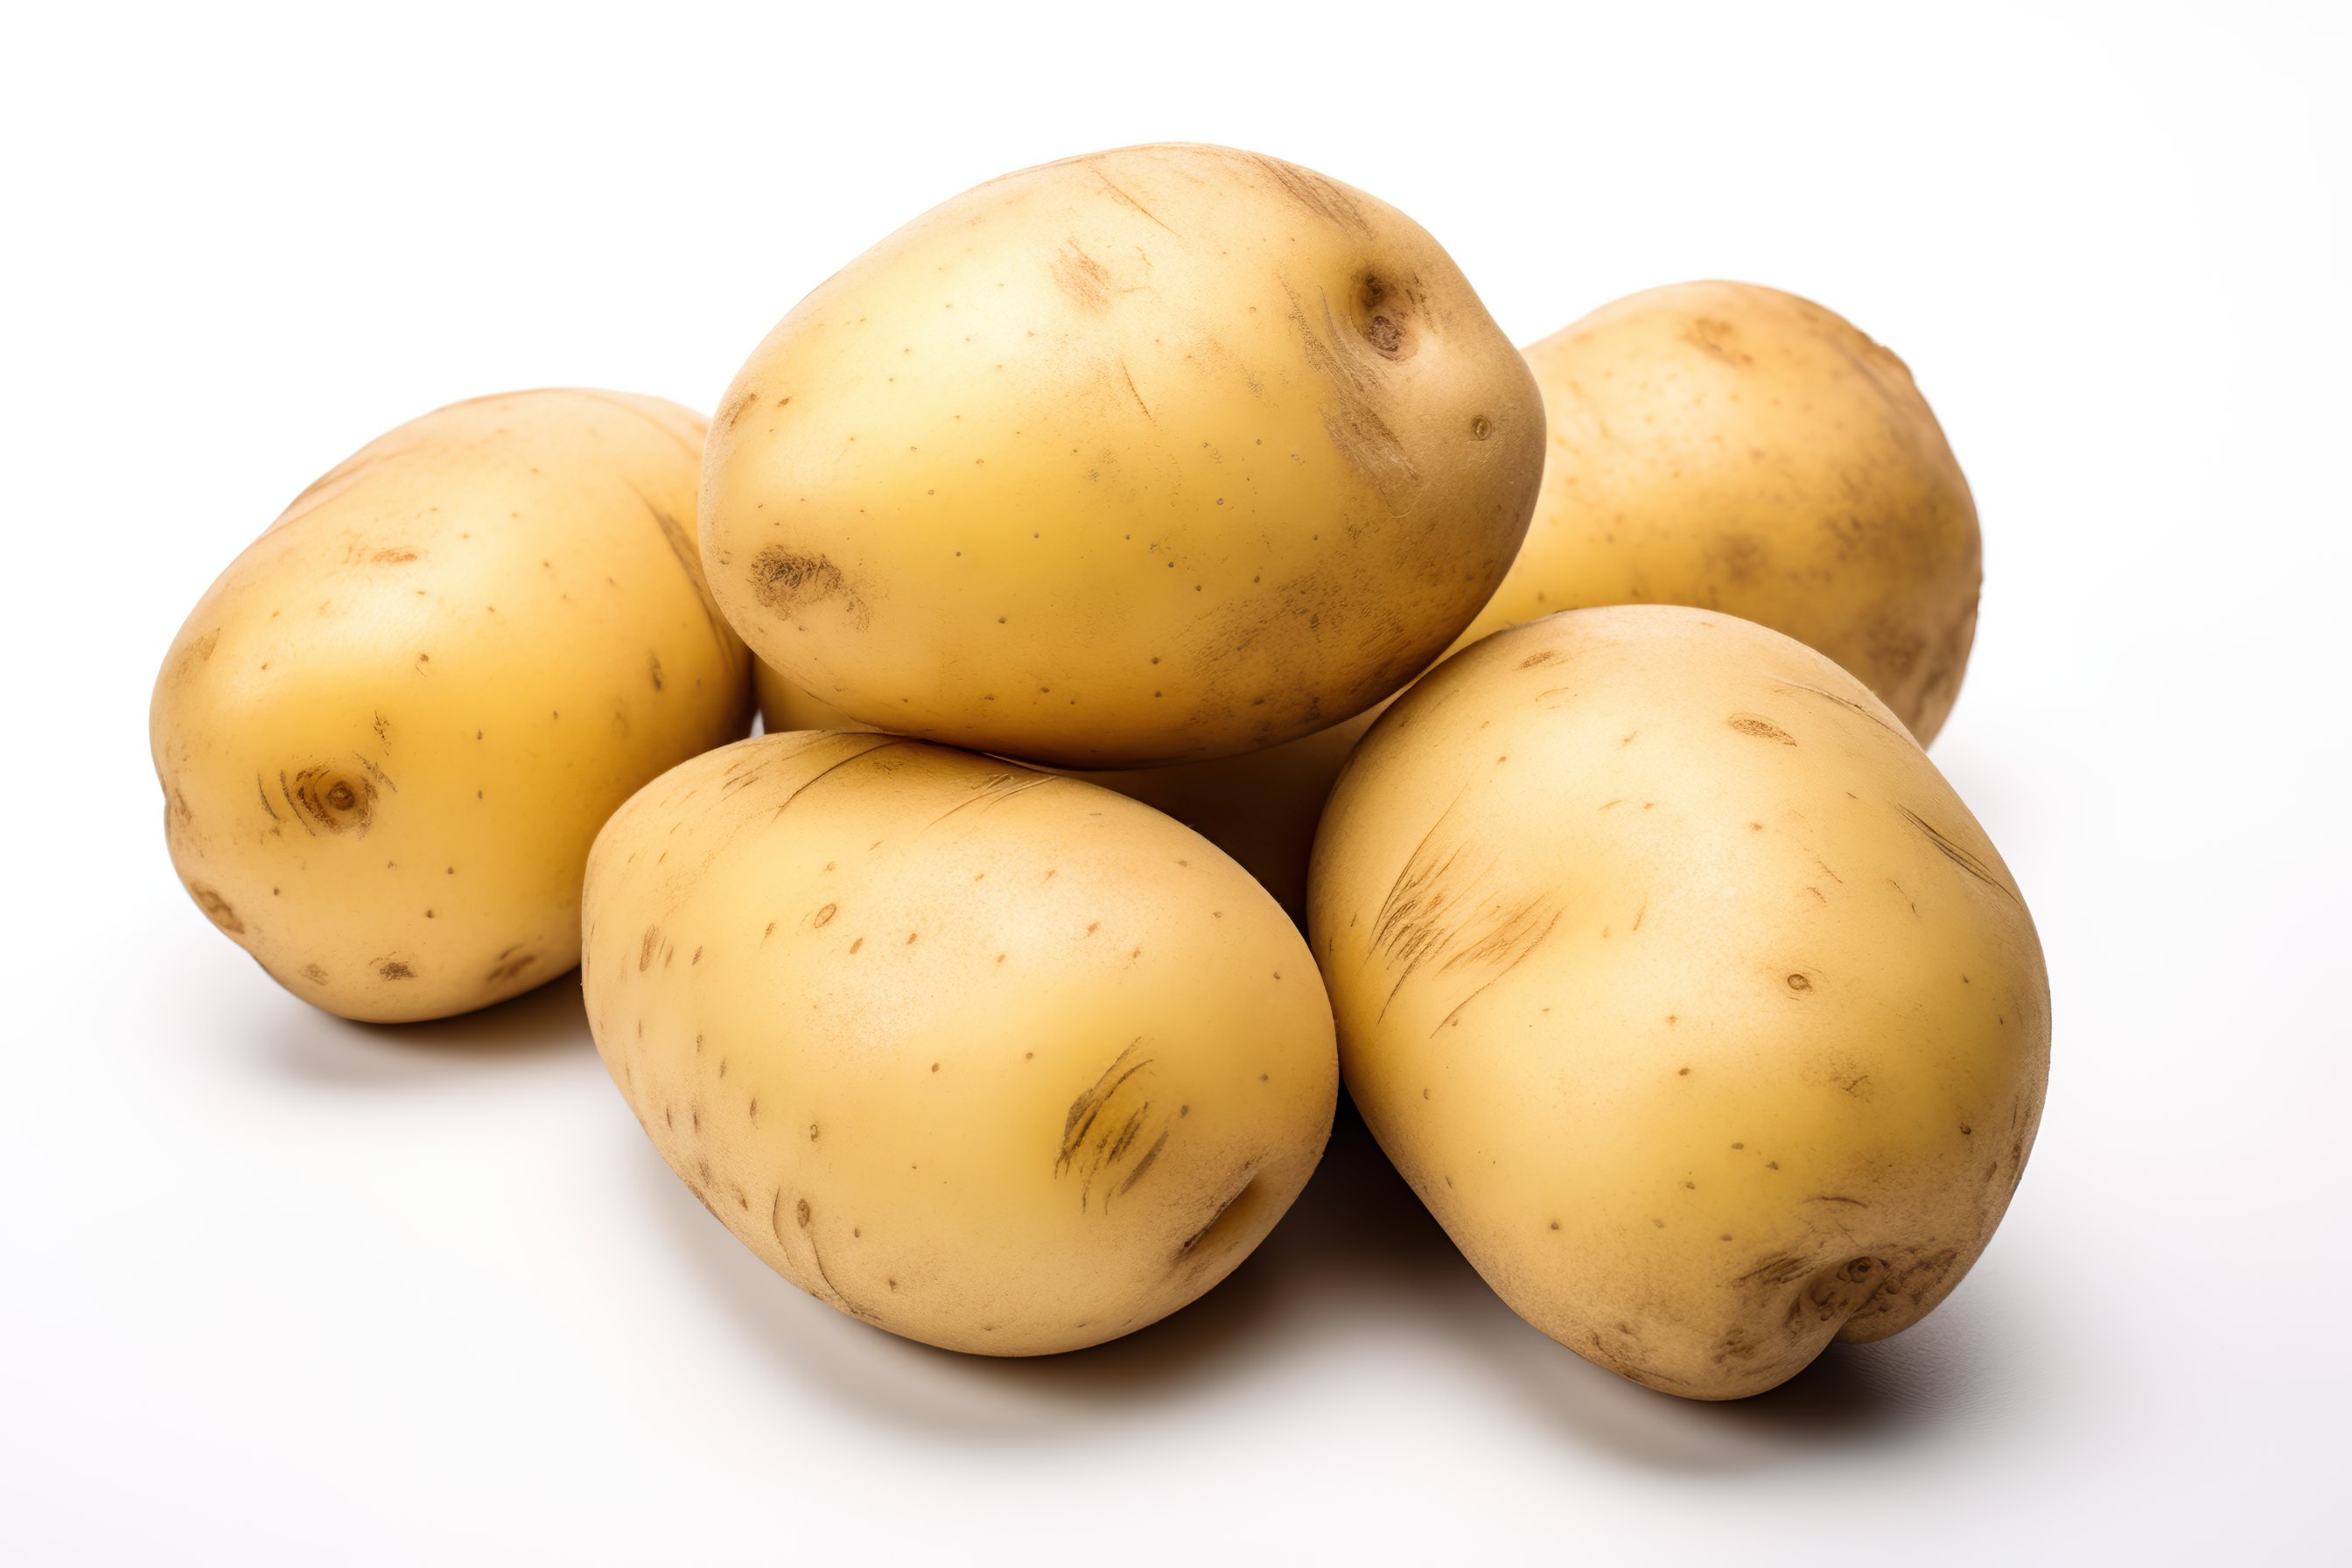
[265,970,592,1083]
[642,1089,1999,1462]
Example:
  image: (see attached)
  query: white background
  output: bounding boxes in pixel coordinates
[5,3,2346,1561]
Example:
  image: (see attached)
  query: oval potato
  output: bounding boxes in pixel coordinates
[704,143,1543,768]
[1491,282,1980,741]
[1309,606,2048,1398]
[583,732,1339,1354]
[151,390,752,1022]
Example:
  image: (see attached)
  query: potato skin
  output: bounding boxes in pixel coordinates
[582,732,1338,1355]
[753,660,1367,922]
[151,390,752,1023]
[1308,606,2048,1398]
[1488,282,1980,742]
[705,143,1543,768]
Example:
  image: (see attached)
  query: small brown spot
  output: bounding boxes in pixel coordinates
[379,961,415,980]
[1787,972,1813,992]
[814,902,837,927]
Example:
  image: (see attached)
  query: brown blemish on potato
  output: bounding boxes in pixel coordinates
[814,903,837,927]
[1683,317,1755,367]
[749,546,872,630]
[379,961,416,980]
[1283,284,1420,508]
[1726,714,1796,746]
[648,653,664,692]
[300,963,328,985]
[284,766,376,836]
[1050,241,1114,311]
[638,927,661,971]
[184,881,244,934]
[485,947,536,984]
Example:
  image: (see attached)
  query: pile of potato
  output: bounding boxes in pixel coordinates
[152,144,2047,1399]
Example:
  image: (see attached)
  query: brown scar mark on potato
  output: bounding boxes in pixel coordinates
[1894,805,2020,904]
[749,545,872,630]
[300,963,328,985]
[774,1192,877,1320]
[1767,676,1905,738]
[351,752,397,794]
[1245,151,1373,236]
[1429,902,1562,1037]
[625,482,736,652]
[1056,1039,1169,1213]
[1283,284,1420,511]
[771,736,907,816]
[1117,357,1152,421]
[1806,1194,1870,1208]
[1518,649,1558,668]
[184,881,244,934]
[813,903,837,927]
[638,927,661,971]
[1726,714,1797,746]
[928,770,1057,828]
[1090,166,1177,233]
[284,766,376,836]
[484,947,537,984]
[1176,1169,1262,1261]
[1785,972,1814,993]
[648,653,664,692]
[255,775,282,822]
[1683,317,1755,367]
[1050,240,1114,311]
[378,961,416,980]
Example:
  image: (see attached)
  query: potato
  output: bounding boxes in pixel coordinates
[582,732,1338,1354]
[151,390,752,1023]
[753,660,1367,921]
[704,143,1544,769]
[1308,606,2048,1398]
[1487,282,1980,742]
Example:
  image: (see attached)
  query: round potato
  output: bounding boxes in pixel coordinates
[1309,606,2048,1398]
[754,660,1367,922]
[582,732,1338,1354]
[704,143,1543,768]
[1488,282,1980,741]
[151,390,752,1023]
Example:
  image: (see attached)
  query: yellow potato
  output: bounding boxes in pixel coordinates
[152,390,752,1023]
[753,660,1366,921]
[1309,606,2048,1398]
[583,732,1337,1354]
[1490,282,1980,741]
[704,143,1543,768]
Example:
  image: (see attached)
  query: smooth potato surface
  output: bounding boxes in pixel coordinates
[705,143,1543,768]
[1491,282,1980,741]
[1309,606,2048,1398]
[583,732,1338,1354]
[151,390,752,1022]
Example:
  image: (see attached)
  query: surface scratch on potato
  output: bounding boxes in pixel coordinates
[1056,1039,1170,1212]
[1894,804,2020,903]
